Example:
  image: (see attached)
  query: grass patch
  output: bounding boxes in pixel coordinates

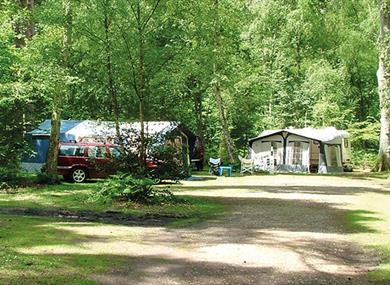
[0,215,126,285]
[0,182,223,218]
[369,256,390,283]
[345,210,381,233]
[0,182,225,283]
[345,190,390,284]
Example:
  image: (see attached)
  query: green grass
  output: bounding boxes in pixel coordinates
[344,190,390,284]
[0,182,225,284]
[0,182,223,218]
[0,215,126,284]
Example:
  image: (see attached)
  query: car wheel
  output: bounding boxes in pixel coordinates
[71,168,87,183]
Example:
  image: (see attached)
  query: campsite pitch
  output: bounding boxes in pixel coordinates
[1,174,390,284]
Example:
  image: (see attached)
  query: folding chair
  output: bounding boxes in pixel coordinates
[238,155,254,174]
[208,158,221,175]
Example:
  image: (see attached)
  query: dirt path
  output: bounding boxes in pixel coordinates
[21,175,388,284]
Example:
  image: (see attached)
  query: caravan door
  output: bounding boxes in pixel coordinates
[286,135,310,171]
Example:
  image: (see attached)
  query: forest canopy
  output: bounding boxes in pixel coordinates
[0,0,384,172]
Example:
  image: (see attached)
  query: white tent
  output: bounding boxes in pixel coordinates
[248,127,351,173]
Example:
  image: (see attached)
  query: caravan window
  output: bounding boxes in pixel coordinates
[344,139,349,148]
[292,142,302,165]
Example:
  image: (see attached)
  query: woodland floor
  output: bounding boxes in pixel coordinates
[2,173,390,284]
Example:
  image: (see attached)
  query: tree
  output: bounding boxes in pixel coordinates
[102,0,121,139]
[46,0,72,179]
[13,0,35,48]
[118,0,180,165]
[211,0,236,163]
[376,0,390,171]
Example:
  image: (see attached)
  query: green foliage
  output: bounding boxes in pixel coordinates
[0,0,383,174]
[148,143,190,182]
[90,173,181,204]
[0,169,36,191]
[348,119,380,167]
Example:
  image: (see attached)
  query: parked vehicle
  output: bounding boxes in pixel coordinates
[58,142,158,183]
[58,142,118,182]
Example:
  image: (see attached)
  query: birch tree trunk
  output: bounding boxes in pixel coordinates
[212,0,235,163]
[377,0,390,171]
[46,0,72,178]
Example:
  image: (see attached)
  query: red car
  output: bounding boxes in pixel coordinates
[58,142,158,183]
[58,142,121,183]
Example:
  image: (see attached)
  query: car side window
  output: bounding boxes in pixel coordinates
[74,147,85,156]
[88,146,107,158]
[59,145,85,157]
[109,147,121,158]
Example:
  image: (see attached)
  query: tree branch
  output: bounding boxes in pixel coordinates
[126,0,139,21]
[142,0,161,30]
[120,29,141,99]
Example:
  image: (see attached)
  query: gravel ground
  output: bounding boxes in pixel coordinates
[23,174,387,285]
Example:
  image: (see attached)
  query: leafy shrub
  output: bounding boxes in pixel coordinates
[148,144,190,182]
[352,149,377,170]
[348,119,379,168]
[110,130,190,182]
[0,167,35,189]
[0,166,18,182]
[90,173,182,204]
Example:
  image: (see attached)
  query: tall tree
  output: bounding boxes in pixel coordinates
[102,0,120,139]
[45,0,72,178]
[13,0,35,48]
[120,0,174,165]
[377,0,390,171]
[212,0,235,163]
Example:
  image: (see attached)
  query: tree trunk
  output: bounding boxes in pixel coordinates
[137,3,147,166]
[14,0,35,48]
[46,92,61,177]
[103,1,121,140]
[377,0,390,171]
[46,0,72,178]
[212,0,235,163]
[193,86,205,143]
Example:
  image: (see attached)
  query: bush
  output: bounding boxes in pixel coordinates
[352,149,377,170]
[90,173,182,204]
[0,166,18,182]
[0,167,35,189]
[106,129,190,182]
[148,144,190,182]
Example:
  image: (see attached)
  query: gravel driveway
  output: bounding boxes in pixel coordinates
[24,175,387,284]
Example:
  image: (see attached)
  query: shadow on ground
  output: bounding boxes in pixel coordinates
[0,178,388,285]
[176,185,390,196]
